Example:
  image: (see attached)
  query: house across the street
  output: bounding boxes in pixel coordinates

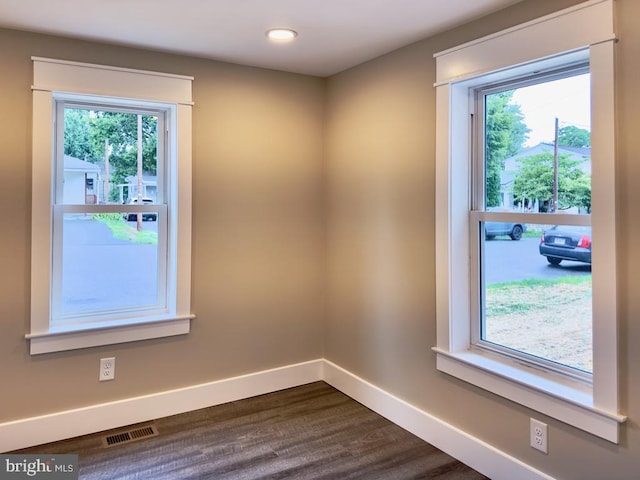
[63,155,101,204]
[500,142,591,212]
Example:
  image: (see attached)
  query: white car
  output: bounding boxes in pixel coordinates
[124,197,157,221]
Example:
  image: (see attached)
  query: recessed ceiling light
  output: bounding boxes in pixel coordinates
[266,28,298,42]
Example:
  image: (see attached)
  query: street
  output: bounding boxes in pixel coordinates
[484,236,591,284]
[58,220,588,315]
[60,217,159,315]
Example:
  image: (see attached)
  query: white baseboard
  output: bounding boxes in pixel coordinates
[2,358,553,480]
[322,360,555,480]
[0,359,323,453]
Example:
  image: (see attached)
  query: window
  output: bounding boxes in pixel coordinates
[433,0,624,442]
[474,68,593,378]
[29,58,194,354]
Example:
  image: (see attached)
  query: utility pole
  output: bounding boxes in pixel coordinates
[104,139,111,204]
[137,114,143,231]
[552,117,559,213]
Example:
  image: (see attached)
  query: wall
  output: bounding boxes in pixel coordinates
[0,29,325,420]
[3,0,640,478]
[325,0,640,479]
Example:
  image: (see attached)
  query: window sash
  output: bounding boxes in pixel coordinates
[472,220,593,383]
[54,100,168,206]
[472,64,591,213]
[50,204,169,325]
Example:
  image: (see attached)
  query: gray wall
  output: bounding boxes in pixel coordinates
[2,0,640,478]
[325,0,640,478]
[0,28,325,419]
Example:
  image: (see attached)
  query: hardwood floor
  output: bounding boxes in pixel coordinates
[14,381,487,479]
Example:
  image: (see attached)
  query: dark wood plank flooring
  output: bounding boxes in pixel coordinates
[14,381,487,479]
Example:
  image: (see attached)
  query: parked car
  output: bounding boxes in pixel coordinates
[485,221,526,241]
[124,197,157,221]
[539,225,592,265]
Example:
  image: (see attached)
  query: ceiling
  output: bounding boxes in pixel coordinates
[0,0,523,77]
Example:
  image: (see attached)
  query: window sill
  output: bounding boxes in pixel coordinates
[27,315,194,355]
[432,347,626,443]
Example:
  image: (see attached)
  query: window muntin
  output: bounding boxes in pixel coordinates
[472,69,594,379]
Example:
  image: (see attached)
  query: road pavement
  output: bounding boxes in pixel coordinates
[58,219,588,314]
[60,217,159,314]
[484,236,591,284]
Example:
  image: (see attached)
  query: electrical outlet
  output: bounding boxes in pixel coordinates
[530,418,548,454]
[99,357,116,381]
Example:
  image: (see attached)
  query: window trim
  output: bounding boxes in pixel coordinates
[433,0,625,442]
[29,58,194,355]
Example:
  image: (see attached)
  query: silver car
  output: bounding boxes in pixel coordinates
[485,221,526,241]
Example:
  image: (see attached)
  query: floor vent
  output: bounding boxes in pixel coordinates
[102,425,159,448]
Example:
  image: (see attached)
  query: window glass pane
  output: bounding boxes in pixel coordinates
[58,213,160,318]
[63,108,159,205]
[481,222,592,373]
[484,73,591,213]
[480,71,592,375]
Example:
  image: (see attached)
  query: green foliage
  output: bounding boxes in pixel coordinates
[558,125,590,148]
[87,111,158,185]
[108,187,120,203]
[92,213,158,244]
[485,91,529,207]
[64,109,95,161]
[63,108,158,187]
[512,153,591,211]
[487,275,592,290]
[91,213,124,223]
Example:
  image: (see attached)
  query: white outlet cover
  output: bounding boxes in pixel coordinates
[530,418,548,454]
[99,357,116,381]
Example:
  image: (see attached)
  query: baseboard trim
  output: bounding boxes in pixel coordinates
[2,358,553,479]
[322,360,554,480]
[0,359,323,453]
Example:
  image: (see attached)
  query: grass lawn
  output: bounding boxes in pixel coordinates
[93,213,158,244]
[484,276,592,373]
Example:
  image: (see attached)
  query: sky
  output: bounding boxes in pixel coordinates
[510,73,591,147]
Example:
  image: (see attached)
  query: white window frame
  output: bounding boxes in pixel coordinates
[471,65,592,381]
[52,99,170,324]
[29,58,194,355]
[433,0,625,442]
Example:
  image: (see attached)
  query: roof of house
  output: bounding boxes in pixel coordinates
[64,155,101,172]
[501,142,591,189]
[505,142,590,163]
[124,174,157,185]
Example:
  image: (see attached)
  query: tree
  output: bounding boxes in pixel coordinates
[63,108,158,202]
[63,108,95,161]
[88,111,157,187]
[558,125,590,148]
[485,91,529,206]
[512,153,591,212]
